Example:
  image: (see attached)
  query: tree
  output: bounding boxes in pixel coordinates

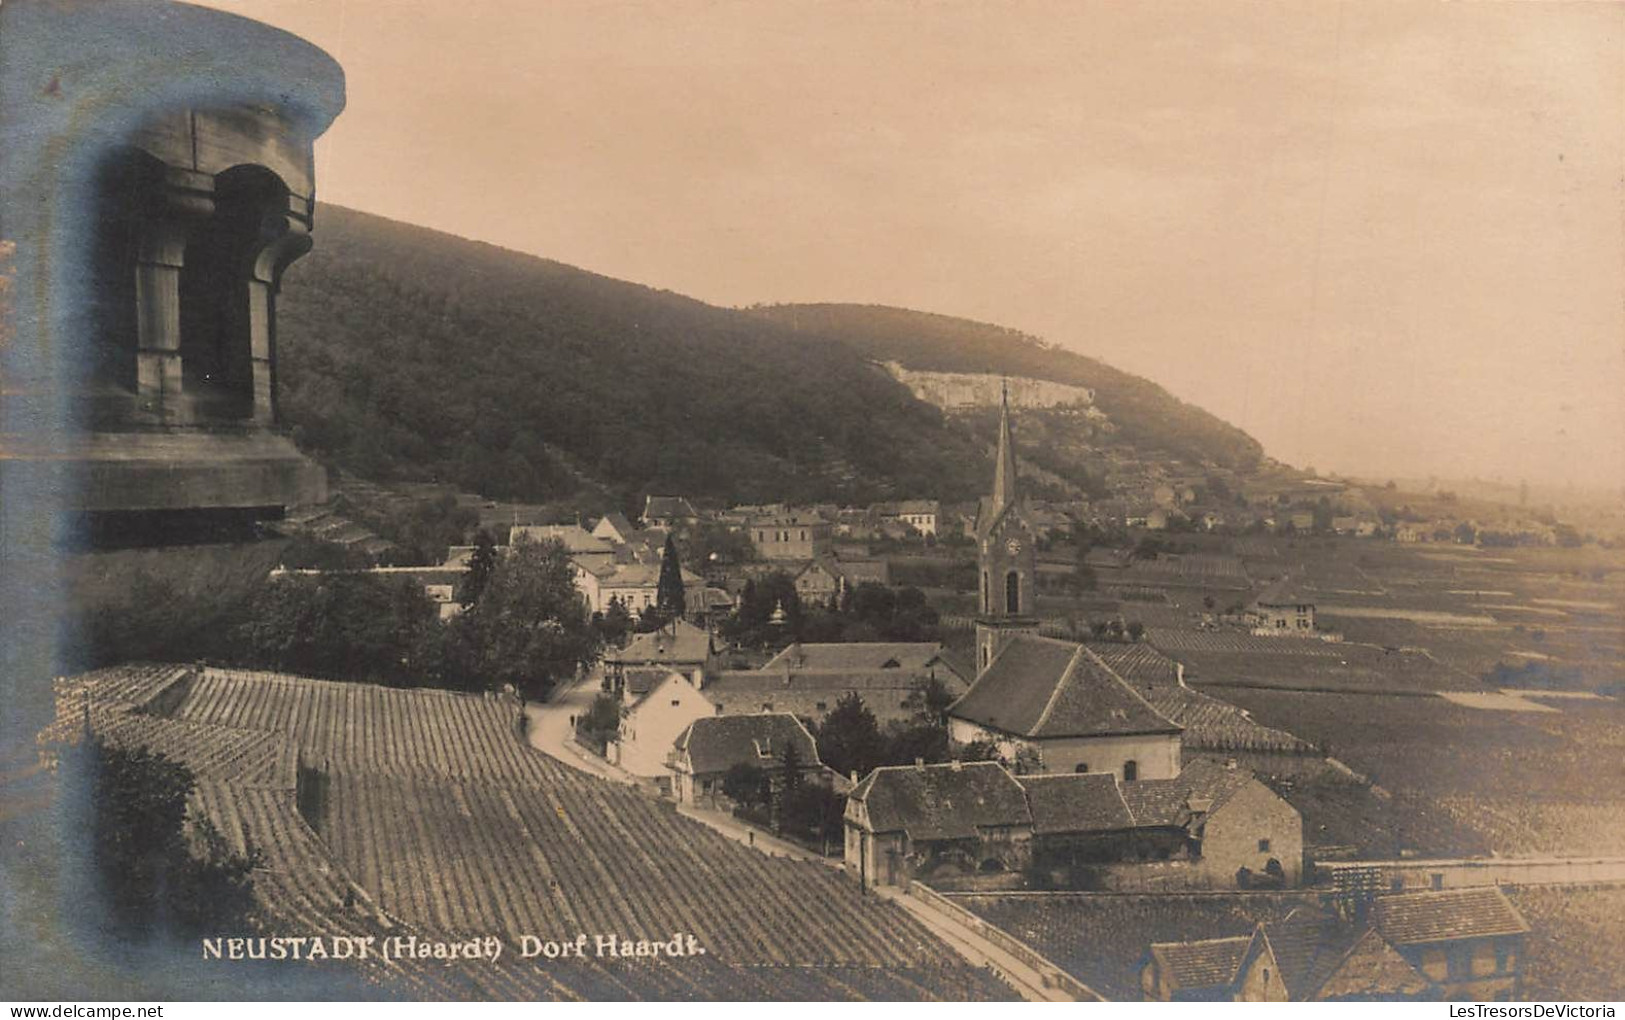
[457,527,499,607]
[656,534,687,622]
[816,692,885,779]
[446,537,603,695]
[594,595,633,647]
[236,572,438,686]
[780,741,805,797]
[575,691,622,751]
[1126,620,1146,642]
[722,762,770,812]
[78,738,259,939]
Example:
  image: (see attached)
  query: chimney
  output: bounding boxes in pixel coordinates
[1225,758,1238,770]
[950,759,963,772]
[850,770,858,785]
[915,757,926,768]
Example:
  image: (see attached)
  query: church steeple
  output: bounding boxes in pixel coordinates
[973,380,1039,676]
[990,378,1019,514]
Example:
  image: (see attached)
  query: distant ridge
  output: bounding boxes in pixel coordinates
[750,303,1264,470]
[273,207,1264,510]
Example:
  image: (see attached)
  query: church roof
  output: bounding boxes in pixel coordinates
[949,635,1182,739]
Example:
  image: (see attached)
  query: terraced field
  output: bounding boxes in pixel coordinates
[45,665,1012,1001]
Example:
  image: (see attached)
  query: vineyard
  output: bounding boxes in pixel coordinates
[44,664,1013,1001]
[1218,687,1625,857]
[1507,887,1625,1000]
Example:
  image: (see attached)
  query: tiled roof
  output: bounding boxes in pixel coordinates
[610,620,712,665]
[673,713,818,776]
[593,512,633,537]
[597,562,705,588]
[1085,642,1182,687]
[1018,773,1135,834]
[624,667,677,698]
[510,524,615,554]
[850,761,1030,840]
[1118,758,1257,827]
[1312,928,1432,1001]
[1259,908,1369,1000]
[1372,887,1530,946]
[949,636,1181,739]
[1148,936,1251,991]
[763,642,945,673]
[643,495,697,519]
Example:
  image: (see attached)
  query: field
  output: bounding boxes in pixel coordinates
[46,665,1013,1001]
[956,887,1625,1001]
[1217,686,1625,857]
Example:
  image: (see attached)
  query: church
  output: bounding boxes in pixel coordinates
[948,390,1184,779]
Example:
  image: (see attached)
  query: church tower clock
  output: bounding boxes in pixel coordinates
[973,385,1039,674]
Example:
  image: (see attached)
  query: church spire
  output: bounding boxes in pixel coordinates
[991,378,1018,512]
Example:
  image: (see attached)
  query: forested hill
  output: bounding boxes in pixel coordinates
[749,303,1265,470]
[274,207,994,508]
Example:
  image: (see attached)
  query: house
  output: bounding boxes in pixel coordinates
[605,618,715,693]
[1246,578,1315,635]
[591,512,635,546]
[1143,888,1528,1001]
[833,557,891,588]
[749,510,834,562]
[876,499,941,537]
[573,559,708,617]
[792,558,843,606]
[948,634,1183,779]
[705,642,971,723]
[510,523,614,556]
[669,713,822,807]
[1369,887,1530,1001]
[606,671,715,779]
[642,495,698,529]
[844,757,1299,891]
[844,761,1032,888]
[268,565,467,621]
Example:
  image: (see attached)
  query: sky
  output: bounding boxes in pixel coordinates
[201,0,1624,490]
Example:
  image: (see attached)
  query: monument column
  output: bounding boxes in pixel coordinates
[245,205,313,424]
[132,168,214,424]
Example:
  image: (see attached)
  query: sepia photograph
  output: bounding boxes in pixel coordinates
[2,0,1622,1005]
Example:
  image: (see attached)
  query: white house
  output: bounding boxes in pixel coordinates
[607,671,716,779]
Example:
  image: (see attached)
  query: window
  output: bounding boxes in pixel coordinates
[762,702,774,712]
[1005,571,1020,614]
[715,704,725,715]
[1258,838,1271,853]
[1074,764,1089,774]
[671,699,681,707]
[981,571,989,613]
[815,702,827,712]
[1431,872,1445,890]
[1495,940,1513,974]
[1123,760,1138,781]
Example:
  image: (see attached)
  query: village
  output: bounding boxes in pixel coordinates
[244,390,1624,1002]
[7,0,1623,1006]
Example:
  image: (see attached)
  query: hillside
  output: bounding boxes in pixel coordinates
[749,304,1264,470]
[275,207,990,508]
[274,208,1264,510]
